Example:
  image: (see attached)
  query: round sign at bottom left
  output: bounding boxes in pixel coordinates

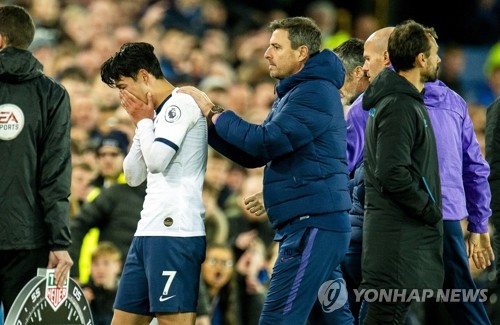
[5,268,93,325]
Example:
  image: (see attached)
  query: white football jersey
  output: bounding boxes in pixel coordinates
[126,88,207,237]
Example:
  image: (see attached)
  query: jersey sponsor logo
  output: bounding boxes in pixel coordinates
[0,103,24,140]
[165,105,181,123]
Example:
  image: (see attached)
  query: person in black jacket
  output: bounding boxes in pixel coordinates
[69,181,146,280]
[0,5,73,318]
[486,96,500,281]
[361,20,443,324]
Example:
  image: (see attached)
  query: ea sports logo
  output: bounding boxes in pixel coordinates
[0,103,24,140]
[318,278,348,313]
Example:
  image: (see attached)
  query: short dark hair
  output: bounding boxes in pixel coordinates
[388,20,438,72]
[333,38,365,75]
[269,17,322,55]
[0,5,35,49]
[101,42,164,88]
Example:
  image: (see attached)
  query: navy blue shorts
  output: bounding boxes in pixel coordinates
[114,236,206,314]
[260,227,353,324]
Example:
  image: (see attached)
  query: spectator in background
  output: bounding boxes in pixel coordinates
[58,65,91,101]
[199,75,231,108]
[0,5,73,318]
[90,130,129,196]
[158,28,198,84]
[69,162,95,219]
[90,73,122,114]
[69,180,146,282]
[70,96,102,150]
[162,0,204,37]
[235,238,267,325]
[82,241,122,325]
[202,182,230,246]
[205,149,240,219]
[202,244,241,325]
[438,44,466,97]
[483,42,500,104]
[73,116,129,286]
[306,0,350,50]
[351,13,380,41]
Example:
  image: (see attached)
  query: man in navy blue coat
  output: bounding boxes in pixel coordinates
[179,16,353,324]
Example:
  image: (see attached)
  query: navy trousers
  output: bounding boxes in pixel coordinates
[440,220,491,325]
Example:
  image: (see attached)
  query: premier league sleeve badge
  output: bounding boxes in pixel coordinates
[165,105,181,123]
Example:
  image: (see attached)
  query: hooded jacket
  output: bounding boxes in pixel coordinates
[424,80,491,233]
[0,47,72,250]
[207,50,351,233]
[347,79,490,231]
[363,68,442,225]
[361,68,443,291]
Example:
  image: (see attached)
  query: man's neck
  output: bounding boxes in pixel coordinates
[152,79,175,107]
[398,69,424,92]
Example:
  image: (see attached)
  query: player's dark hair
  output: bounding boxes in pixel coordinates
[101,42,164,88]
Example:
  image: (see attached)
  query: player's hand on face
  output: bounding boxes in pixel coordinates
[178,86,214,116]
[120,90,154,125]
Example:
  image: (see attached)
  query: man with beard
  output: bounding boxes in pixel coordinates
[361,20,444,324]
[349,24,495,324]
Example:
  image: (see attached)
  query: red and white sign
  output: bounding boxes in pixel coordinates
[45,269,69,311]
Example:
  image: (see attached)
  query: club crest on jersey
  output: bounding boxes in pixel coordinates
[0,103,25,140]
[165,105,181,123]
[45,269,69,311]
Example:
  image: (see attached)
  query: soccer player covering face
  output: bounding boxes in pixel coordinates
[101,42,207,325]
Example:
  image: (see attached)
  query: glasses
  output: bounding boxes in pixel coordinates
[97,151,121,158]
[206,258,233,268]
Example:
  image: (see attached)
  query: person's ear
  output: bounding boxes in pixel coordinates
[0,35,6,49]
[353,66,365,79]
[382,50,391,66]
[415,52,426,68]
[298,45,309,62]
[138,69,151,85]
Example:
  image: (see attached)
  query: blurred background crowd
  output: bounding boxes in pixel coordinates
[2,0,500,324]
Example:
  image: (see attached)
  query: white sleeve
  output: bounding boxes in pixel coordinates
[137,115,185,174]
[123,131,147,186]
[133,93,199,174]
